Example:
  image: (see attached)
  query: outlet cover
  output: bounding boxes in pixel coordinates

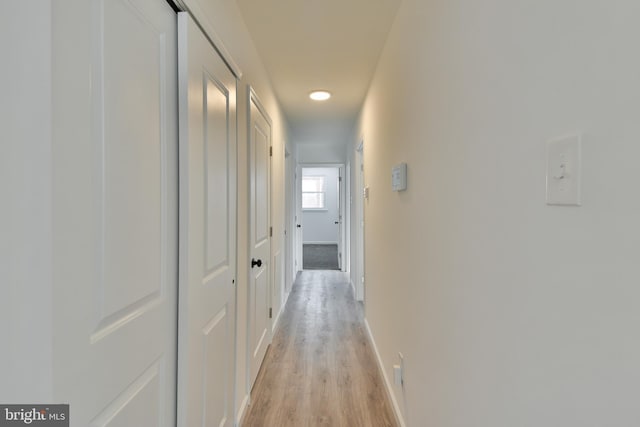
[393,365,402,386]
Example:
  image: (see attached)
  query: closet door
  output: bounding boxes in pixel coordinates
[53,0,178,425]
[176,12,237,427]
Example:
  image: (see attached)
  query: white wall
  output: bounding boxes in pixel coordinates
[302,168,340,244]
[292,116,349,163]
[297,142,347,164]
[0,1,54,402]
[352,0,640,425]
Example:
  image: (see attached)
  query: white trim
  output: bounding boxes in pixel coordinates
[354,140,365,301]
[295,164,303,273]
[172,0,243,79]
[248,86,273,126]
[272,288,289,332]
[299,162,345,168]
[234,394,249,427]
[349,280,356,298]
[303,241,339,245]
[344,162,351,275]
[364,319,407,427]
[284,144,295,294]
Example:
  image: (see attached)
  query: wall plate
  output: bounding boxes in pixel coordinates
[392,163,407,191]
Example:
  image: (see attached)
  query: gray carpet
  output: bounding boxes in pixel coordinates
[303,244,340,270]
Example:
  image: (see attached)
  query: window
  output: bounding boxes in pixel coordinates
[302,176,326,209]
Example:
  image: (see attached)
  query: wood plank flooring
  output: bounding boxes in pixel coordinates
[242,270,398,427]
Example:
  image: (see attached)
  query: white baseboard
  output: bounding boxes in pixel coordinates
[235,393,249,427]
[272,289,289,332]
[364,319,407,427]
[303,241,338,245]
[349,279,356,298]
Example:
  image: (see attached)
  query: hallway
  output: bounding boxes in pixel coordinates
[243,271,397,427]
[7,1,640,425]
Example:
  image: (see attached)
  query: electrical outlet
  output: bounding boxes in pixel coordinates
[393,365,402,386]
[394,352,405,387]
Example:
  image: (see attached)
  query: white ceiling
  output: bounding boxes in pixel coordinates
[236,0,401,143]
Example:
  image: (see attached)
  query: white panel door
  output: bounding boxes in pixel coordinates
[248,88,272,390]
[53,0,178,425]
[177,12,237,427]
[295,164,303,272]
[337,167,344,270]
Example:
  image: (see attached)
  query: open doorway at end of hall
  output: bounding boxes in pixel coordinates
[297,165,345,271]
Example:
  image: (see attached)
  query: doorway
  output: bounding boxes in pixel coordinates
[296,165,346,271]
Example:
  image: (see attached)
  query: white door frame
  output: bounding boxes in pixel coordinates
[345,162,351,275]
[284,147,295,292]
[355,141,365,301]
[295,164,303,273]
[297,163,347,272]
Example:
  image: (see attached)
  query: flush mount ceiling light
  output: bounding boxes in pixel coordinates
[309,90,331,101]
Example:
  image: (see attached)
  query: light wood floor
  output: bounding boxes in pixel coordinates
[242,270,398,427]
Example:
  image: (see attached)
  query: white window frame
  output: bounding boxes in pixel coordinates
[302,176,327,210]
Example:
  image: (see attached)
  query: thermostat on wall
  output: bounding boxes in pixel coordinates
[391,163,407,192]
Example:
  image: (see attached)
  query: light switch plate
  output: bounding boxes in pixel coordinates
[391,163,407,191]
[546,134,581,206]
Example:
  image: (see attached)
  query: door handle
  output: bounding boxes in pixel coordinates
[334,221,339,224]
[251,258,262,268]
[296,224,301,228]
